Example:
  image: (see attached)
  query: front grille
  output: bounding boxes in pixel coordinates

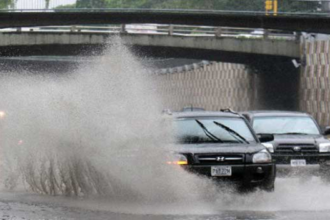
[275,144,318,155]
[195,154,244,165]
[274,155,319,164]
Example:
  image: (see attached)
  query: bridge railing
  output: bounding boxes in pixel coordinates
[4,24,297,41]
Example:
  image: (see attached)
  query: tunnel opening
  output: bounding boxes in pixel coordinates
[249,56,300,111]
[0,44,301,112]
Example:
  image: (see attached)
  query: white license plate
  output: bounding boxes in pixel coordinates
[291,160,307,167]
[211,166,232,177]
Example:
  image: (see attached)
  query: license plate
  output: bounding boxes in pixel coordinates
[291,159,307,167]
[211,166,232,177]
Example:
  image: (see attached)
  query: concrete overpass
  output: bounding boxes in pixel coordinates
[0,19,327,126]
[0,26,300,63]
[0,10,330,34]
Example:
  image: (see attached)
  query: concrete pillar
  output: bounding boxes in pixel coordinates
[295,32,301,43]
[263,29,269,40]
[215,27,222,38]
[120,24,127,34]
[70,26,76,32]
[168,25,174,36]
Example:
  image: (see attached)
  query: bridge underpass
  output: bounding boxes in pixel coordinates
[0,21,328,126]
[0,0,328,123]
[0,26,303,119]
[159,38,330,127]
[0,26,299,58]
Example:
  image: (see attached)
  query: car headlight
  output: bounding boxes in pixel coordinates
[319,143,330,153]
[253,149,272,164]
[262,143,274,153]
[167,154,188,165]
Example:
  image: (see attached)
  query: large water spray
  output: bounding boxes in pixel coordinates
[0,37,212,203]
[2,37,330,216]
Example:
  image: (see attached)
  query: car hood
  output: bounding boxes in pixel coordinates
[272,134,330,145]
[174,143,265,154]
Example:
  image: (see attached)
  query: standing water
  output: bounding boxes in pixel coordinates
[0,37,329,219]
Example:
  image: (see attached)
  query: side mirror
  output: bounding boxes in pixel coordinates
[324,126,330,136]
[257,134,274,143]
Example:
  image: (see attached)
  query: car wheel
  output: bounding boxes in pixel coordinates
[320,166,330,183]
[263,184,275,192]
[260,179,275,192]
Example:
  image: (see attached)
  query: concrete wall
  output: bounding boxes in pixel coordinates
[300,40,330,127]
[123,34,299,58]
[0,32,300,58]
[158,62,257,111]
[5,31,328,121]
[156,37,330,127]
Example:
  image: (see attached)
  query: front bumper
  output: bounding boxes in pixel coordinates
[185,164,275,188]
[273,154,330,176]
[276,164,320,176]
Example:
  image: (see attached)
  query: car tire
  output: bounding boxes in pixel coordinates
[260,178,275,192]
[263,184,275,192]
[257,182,275,192]
[320,166,330,183]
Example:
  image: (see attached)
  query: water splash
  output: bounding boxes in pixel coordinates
[0,37,211,204]
[1,37,330,217]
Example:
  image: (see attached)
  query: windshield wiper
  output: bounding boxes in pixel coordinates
[213,121,250,144]
[257,133,273,135]
[277,132,309,135]
[195,120,223,143]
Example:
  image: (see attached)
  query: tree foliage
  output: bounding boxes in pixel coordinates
[0,0,16,9]
[76,0,107,8]
[58,0,319,13]
[55,3,76,9]
[102,0,318,12]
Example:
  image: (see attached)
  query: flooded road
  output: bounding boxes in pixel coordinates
[0,39,329,219]
[0,177,330,219]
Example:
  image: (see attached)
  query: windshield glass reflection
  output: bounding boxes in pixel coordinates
[175,117,256,144]
[253,116,320,135]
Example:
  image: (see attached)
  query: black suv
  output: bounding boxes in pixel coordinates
[241,111,330,179]
[168,111,276,191]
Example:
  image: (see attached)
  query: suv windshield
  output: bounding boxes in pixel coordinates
[253,116,320,135]
[175,117,256,144]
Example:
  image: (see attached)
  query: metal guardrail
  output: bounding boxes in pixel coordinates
[0,24,298,41]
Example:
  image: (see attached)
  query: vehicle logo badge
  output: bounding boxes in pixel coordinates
[293,146,301,152]
[216,157,225,162]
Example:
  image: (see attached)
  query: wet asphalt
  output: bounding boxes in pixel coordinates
[0,195,329,220]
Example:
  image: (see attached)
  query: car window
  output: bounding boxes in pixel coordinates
[175,117,256,144]
[253,116,320,135]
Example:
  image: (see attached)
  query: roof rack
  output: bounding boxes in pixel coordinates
[220,108,239,115]
[181,106,205,112]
